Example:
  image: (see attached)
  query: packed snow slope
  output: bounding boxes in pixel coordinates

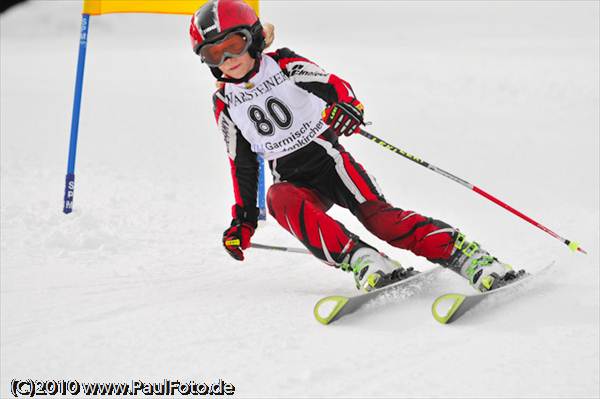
[2,1,599,398]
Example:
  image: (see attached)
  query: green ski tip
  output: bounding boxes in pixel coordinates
[431,293,466,324]
[314,296,349,325]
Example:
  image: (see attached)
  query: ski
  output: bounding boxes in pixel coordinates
[431,261,556,324]
[314,267,441,325]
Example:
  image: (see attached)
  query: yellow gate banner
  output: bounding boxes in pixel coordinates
[82,0,259,16]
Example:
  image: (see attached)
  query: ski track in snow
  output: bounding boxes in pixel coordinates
[1,1,599,398]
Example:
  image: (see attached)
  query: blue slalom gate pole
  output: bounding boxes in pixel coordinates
[258,156,266,220]
[63,14,90,214]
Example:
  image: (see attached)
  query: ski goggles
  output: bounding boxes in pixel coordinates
[196,30,253,67]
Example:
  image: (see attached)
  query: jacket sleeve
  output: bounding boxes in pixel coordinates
[266,47,359,104]
[213,90,259,228]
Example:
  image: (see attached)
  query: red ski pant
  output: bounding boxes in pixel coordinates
[267,182,456,266]
[266,134,456,266]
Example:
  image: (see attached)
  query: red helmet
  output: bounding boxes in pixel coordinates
[190,0,264,57]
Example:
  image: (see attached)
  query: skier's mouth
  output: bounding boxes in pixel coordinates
[228,63,242,71]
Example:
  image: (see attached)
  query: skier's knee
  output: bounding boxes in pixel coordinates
[267,182,332,218]
[267,182,303,218]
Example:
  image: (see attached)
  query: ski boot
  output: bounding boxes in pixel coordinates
[445,233,526,292]
[342,246,415,292]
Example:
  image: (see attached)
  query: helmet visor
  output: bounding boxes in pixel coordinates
[198,30,253,67]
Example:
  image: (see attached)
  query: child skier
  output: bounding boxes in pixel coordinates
[190,0,523,292]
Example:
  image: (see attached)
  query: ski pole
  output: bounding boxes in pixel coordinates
[358,129,587,255]
[251,242,311,255]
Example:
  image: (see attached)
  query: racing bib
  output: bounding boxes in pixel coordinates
[224,56,328,160]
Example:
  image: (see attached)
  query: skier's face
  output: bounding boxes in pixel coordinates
[218,53,256,79]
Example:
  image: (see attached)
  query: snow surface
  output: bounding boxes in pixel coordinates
[1,1,599,397]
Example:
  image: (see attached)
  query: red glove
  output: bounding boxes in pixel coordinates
[322,99,365,136]
[222,221,255,261]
